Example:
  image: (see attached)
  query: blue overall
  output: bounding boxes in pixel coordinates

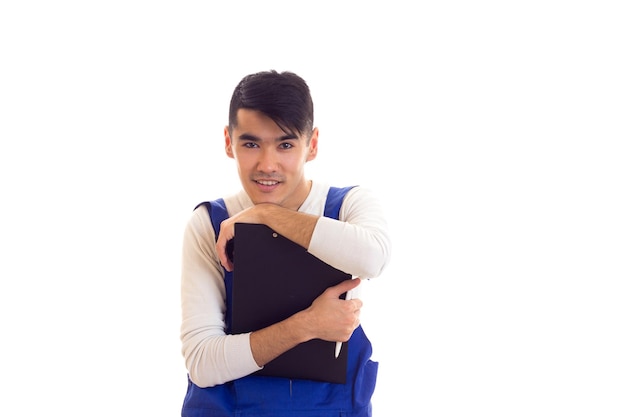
[182,186,378,417]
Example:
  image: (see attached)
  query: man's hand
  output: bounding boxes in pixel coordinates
[249,278,363,367]
[303,278,363,343]
[215,206,262,272]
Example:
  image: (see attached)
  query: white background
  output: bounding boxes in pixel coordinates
[1,1,625,416]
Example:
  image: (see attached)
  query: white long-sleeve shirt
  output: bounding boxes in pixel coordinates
[180,182,391,388]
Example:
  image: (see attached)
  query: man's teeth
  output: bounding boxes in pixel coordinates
[257,180,278,186]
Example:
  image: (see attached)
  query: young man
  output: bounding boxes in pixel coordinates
[180,70,391,416]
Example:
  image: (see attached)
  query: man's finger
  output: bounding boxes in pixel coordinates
[326,277,361,298]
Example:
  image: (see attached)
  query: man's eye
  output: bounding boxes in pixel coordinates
[243,142,258,148]
[279,143,293,149]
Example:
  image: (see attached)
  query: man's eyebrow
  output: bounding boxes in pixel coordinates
[238,133,299,141]
[238,133,261,142]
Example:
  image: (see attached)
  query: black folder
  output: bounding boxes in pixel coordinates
[231,222,351,384]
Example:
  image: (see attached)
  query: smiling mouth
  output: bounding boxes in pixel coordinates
[255,180,279,186]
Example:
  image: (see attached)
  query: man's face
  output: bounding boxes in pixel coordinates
[224,109,318,210]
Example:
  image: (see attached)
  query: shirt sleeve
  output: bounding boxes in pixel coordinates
[308,186,392,279]
[179,208,262,388]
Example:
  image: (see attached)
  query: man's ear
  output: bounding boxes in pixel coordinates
[224,126,234,158]
[306,128,319,162]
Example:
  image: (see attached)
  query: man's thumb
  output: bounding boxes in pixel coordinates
[328,277,361,298]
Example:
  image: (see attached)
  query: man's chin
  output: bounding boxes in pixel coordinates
[248,193,281,206]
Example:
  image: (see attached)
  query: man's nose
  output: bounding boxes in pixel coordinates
[257,148,278,172]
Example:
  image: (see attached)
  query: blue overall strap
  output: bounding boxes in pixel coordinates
[194,199,228,237]
[324,185,357,218]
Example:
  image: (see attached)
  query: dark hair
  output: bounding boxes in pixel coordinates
[228,70,314,137]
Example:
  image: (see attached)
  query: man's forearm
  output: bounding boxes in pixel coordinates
[249,310,312,367]
[248,278,362,367]
[256,204,319,249]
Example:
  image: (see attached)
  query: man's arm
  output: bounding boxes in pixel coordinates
[180,209,263,388]
[216,187,391,278]
[215,203,319,271]
[308,186,391,278]
[249,278,362,366]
